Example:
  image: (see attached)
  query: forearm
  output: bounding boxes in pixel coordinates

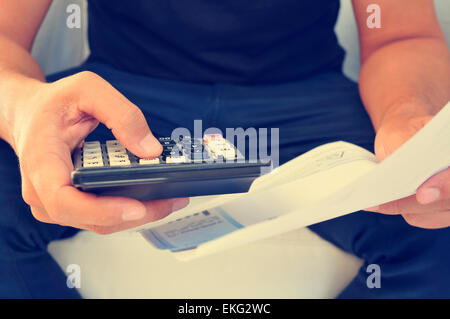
[359,36,450,131]
[0,34,45,150]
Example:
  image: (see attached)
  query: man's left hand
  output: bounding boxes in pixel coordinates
[366,106,450,229]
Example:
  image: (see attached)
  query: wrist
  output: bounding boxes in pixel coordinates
[0,72,45,153]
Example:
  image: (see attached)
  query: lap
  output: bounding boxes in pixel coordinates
[2,60,376,246]
[3,59,450,297]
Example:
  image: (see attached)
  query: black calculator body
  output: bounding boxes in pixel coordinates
[71,135,271,200]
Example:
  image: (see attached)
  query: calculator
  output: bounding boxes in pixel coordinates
[71,134,272,200]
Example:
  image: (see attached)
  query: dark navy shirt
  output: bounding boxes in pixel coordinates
[87,0,345,84]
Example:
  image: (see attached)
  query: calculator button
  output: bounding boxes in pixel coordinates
[166,156,187,164]
[83,160,104,168]
[191,143,203,152]
[83,145,101,151]
[139,158,160,165]
[106,142,125,147]
[203,134,223,144]
[168,146,183,154]
[109,159,131,166]
[83,149,102,156]
[191,148,203,155]
[83,148,102,155]
[108,153,129,159]
[179,136,191,143]
[107,148,127,154]
[222,148,236,160]
[169,150,183,157]
[83,154,103,161]
[83,141,100,147]
[106,140,122,147]
[83,144,101,150]
[106,144,126,150]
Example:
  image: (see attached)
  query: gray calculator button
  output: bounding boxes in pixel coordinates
[166,156,187,164]
[109,159,131,166]
[139,158,160,165]
[83,160,104,168]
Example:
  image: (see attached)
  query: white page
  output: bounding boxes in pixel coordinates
[141,101,450,261]
[140,142,379,253]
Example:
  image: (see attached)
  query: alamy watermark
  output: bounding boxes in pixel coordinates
[66,264,81,289]
[65,2,382,30]
[367,4,382,29]
[66,4,81,29]
[171,120,279,173]
[366,263,381,289]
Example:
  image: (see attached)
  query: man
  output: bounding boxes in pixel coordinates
[0,0,449,298]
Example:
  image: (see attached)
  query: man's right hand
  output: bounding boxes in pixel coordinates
[10,71,189,234]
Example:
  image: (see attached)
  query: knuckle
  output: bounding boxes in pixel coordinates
[76,70,101,83]
[63,71,102,99]
[437,199,450,212]
[119,105,145,128]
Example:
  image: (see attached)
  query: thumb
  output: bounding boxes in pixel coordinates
[374,115,432,162]
[70,72,162,158]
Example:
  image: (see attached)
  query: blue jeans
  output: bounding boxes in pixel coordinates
[1,60,449,298]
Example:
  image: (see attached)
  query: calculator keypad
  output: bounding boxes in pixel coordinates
[80,134,243,168]
[82,141,104,167]
[105,140,131,166]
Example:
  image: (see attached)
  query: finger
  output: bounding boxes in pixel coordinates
[364,206,400,215]
[374,125,410,162]
[416,167,450,205]
[52,187,150,226]
[402,211,450,229]
[29,134,183,228]
[364,195,414,215]
[35,151,189,227]
[365,195,450,215]
[140,197,190,223]
[29,140,148,226]
[55,191,188,228]
[68,71,162,158]
[83,197,190,235]
[374,115,432,161]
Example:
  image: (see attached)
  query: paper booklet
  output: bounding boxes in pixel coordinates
[137,102,450,261]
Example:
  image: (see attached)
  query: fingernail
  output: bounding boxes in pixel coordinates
[122,207,146,221]
[366,206,379,211]
[172,198,189,212]
[140,134,159,152]
[418,188,440,205]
